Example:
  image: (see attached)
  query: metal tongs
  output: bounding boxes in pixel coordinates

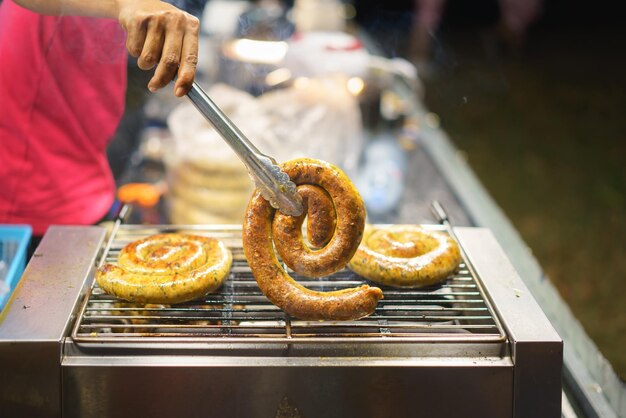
[185,81,304,216]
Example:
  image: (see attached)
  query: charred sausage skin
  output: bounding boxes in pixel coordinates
[96,233,232,304]
[349,225,462,288]
[243,158,383,321]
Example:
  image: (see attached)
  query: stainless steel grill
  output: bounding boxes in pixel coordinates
[1,224,562,418]
[71,224,506,345]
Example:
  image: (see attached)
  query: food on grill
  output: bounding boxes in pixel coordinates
[96,233,232,304]
[349,225,462,287]
[243,158,383,321]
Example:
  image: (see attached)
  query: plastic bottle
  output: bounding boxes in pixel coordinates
[355,134,408,221]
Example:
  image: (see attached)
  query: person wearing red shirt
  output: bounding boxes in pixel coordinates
[0,0,200,251]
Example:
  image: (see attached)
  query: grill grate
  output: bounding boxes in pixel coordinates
[71,225,506,345]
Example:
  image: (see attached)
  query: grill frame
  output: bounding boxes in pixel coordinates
[70,224,507,348]
[0,225,563,418]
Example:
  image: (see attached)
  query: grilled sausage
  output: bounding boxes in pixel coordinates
[349,225,462,288]
[96,233,232,304]
[242,158,383,321]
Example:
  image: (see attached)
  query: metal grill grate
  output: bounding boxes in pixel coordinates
[71,225,506,345]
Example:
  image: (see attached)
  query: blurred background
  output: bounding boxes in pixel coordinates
[393,0,626,381]
[106,0,624,384]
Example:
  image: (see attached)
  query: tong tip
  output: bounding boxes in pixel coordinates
[254,162,304,217]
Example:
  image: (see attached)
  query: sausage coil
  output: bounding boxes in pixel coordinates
[349,225,462,288]
[96,233,232,304]
[242,158,383,321]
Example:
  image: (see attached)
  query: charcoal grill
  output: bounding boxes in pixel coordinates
[0,222,562,418]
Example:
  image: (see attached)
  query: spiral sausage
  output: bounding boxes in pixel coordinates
[242,158,383,321]
[96,233,232,304]
[349,225,462,288]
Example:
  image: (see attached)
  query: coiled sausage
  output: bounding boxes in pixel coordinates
[96,233,232,304]
[349,225,462,288]
[242,158,383,321]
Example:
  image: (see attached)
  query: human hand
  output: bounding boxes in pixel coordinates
[117,0,200,97]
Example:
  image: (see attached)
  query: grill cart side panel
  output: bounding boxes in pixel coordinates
[62,358,513,418]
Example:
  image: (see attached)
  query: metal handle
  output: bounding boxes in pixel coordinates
[187,82,262,160]
[430,200,449,225]
[184,81,304,216]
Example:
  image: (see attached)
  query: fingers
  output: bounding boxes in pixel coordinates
[148,19,184,91]
[120,5,199,95]
[124,14,147,58]
[138,17,165,72]
[174,21,199,97]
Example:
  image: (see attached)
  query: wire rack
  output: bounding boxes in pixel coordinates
[71,224,506,345]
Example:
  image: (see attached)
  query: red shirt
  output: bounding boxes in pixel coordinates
[0,0,127,236]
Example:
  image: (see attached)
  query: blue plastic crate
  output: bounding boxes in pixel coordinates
[0,225,32,312]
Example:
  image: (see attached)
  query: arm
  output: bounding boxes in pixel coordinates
[14,0,200,96]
